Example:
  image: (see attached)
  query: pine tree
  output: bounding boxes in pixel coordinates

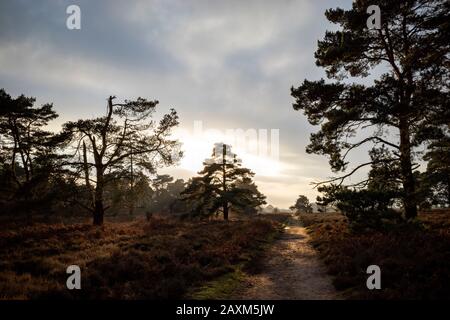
[182,143,266,220]
[0,89,67,206]
[63,95,181,225]
[291,0,449,219]
[290,195,313,214]
[423,134,450,206]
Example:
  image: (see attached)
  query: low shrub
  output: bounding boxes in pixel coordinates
[320,187,402,231]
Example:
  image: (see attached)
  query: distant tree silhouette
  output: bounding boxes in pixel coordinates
[63,96,181,225]
[182,143,266,220]
[106,171,153,216]
[149,174,187,215]
[290,195,313,214]
[291,1,449,219]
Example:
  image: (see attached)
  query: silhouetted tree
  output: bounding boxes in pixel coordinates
[0,89,68,214]
[290,195,313,214]
[63,96,181,225]
[165,178,188,214]
[182,143,266,220]
[423,134,450,207]
[367,147,402,193]
[317,147,404,228]
[233,177,266,215]
[148,175,187,214]
[291,1,449,219]
[106,171,153,215]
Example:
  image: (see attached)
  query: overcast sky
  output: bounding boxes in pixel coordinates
[0,0,373,208]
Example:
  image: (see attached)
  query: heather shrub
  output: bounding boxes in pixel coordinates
[0,217,279,299]
[301,211,450,299]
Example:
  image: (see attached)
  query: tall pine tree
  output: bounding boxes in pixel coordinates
[291,0,449,219]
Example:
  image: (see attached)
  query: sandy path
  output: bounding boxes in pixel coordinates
[236,217,339,300]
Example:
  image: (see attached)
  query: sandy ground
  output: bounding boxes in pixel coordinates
[235,217,339,300]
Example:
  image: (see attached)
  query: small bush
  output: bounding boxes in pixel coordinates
[333,189,402,231]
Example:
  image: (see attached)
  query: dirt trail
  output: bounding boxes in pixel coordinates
[236,217,339,300]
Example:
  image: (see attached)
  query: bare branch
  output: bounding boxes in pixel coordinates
[312,158,398,188]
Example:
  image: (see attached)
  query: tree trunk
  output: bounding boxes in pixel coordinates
[223,203,229,221]
[93,167,105,226]
[129,150,134,216]
[82,141,95,207]
[447,177,450,207]
[399,118,417,219]
[10,141,21,188]
[129,204,134,216]
[93,199,104,226]
[222,144,228,220]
